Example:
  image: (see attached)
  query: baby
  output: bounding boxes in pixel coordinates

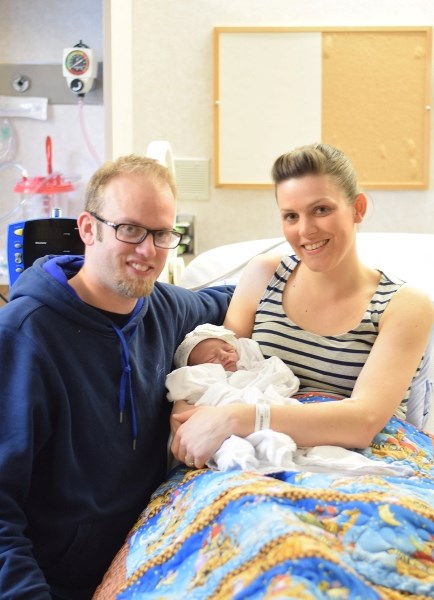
[167,325,411,478]
[166,324,301,471]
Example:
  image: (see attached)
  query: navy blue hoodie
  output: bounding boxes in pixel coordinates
[0,255,233,599]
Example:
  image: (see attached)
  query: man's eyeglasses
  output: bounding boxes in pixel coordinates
[90,212,182,249]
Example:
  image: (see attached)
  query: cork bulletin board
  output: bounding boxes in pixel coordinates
[213,27,432,189]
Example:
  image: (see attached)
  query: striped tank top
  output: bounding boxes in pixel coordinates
[252,254,412,418]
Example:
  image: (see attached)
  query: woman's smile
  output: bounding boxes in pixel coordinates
[303,239,329,252]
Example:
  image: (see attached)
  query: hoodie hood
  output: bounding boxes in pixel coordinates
[9,255,145,334]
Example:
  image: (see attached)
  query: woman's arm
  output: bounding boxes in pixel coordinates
[223,253,281,336]
[349,284,434,431]
[269,285,434,448]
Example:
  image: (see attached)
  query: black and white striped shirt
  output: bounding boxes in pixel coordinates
[252,254,412,419]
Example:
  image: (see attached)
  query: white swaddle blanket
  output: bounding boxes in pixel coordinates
[167,351,300,407]
[211,431,411,476]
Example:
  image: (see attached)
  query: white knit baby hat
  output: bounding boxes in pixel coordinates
[174,324,238,368]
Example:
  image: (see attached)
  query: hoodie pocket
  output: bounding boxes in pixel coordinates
[41,513,134,595]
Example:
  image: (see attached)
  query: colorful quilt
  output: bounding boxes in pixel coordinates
[94,409,434,599]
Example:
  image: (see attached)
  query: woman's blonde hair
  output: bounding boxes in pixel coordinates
[271,143,360,204]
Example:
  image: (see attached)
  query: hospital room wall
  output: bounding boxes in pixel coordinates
[2,1,432,258]
[124,0,434,254]
[0,0,104,218]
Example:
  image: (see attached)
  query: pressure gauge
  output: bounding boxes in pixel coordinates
[62,43,97,95]
[64,49,91,76]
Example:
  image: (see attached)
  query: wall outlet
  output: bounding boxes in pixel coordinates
[176,214,195,255]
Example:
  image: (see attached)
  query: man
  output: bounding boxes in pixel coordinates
[0,155,232,599]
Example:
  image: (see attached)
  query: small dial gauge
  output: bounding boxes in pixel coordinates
[65,50,90,76]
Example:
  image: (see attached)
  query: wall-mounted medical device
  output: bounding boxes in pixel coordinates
[7,215,84,286]
[62,41,97,95]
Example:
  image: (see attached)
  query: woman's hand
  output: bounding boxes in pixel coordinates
[171,404,254,469]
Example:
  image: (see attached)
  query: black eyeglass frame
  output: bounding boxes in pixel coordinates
[89,212,182,249]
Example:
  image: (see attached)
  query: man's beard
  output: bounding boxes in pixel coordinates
[115,276,156,298]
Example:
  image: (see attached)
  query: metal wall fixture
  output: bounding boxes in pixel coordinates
[12,75,31,93]
[0,63,103,105]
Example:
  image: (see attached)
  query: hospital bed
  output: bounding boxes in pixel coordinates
[94,232,434,599]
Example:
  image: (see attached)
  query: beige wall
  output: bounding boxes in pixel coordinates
[1,0,433,259]
[109,0,434,253]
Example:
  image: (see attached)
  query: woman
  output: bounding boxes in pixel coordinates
[172,143,433,468]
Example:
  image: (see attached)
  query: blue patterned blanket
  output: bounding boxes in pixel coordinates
[94,412,434,599]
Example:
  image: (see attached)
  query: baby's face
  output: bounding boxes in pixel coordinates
[188,338,239,372]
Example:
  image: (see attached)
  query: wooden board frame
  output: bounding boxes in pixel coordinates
[213,26,432,190]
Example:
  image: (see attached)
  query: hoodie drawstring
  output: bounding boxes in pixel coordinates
[114,325,139,450]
